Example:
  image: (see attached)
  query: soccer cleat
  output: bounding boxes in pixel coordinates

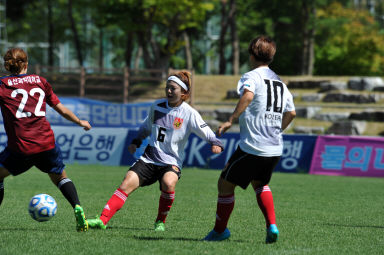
[74,205,88,232]
[203,228,231,241]
[87,216,107,230]
[154,220,165,231]
[266,224,279,243]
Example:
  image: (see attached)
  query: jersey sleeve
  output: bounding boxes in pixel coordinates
[190,109,224,149]
[237,73,259,96]
[131,103,154,147]
[42,77,60,107]
[284,90,295,112]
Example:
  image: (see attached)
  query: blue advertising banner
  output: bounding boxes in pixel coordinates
[9,97,152,128]
[52,126,130,166]
[122,131,317,173]
[0,97,316,172]
[277,134,317,173]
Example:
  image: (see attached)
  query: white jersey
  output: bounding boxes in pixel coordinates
[237,66,295,157]
[135,98,223,169]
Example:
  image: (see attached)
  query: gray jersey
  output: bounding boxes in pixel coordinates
[135,98,223,169]
[237,67,295,156]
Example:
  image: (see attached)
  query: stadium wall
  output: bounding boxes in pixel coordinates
[0,98,383,177]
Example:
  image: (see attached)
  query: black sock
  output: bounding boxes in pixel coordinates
[0,181,3,206]
[57,178,80,208]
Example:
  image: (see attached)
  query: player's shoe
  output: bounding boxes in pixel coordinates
[87,216,107,230]
[203,228,231,241]
[154,220,165,231]
[266,224,279,243]
[74,205,88,232]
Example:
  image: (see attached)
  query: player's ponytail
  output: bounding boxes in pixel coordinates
[4,48,28,75]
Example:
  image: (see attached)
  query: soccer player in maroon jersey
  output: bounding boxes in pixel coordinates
[0,48,91,232]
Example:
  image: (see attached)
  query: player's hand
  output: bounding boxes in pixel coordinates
[211,145,223,154]
[216,121,232,137]
[128,144,137,154]
[79,120,91,131]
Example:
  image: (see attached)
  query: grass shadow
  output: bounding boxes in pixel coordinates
[107,226,150,231]
[324,223,384,229]
[133,235,247,243]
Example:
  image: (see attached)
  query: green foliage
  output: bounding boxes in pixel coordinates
[315,2,384,75]
[4,1,384,74]
[1,165,384,254]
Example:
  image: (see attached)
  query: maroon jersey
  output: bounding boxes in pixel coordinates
[0,74,60,155]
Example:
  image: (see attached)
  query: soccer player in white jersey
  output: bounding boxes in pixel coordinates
[203,36,296,243]
[87,71,224,231]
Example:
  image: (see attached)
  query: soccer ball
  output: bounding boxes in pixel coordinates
[28,194,57,222]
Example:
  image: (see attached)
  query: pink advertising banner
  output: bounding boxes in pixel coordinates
[309,135,384,177]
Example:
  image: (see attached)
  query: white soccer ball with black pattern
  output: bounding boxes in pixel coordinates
[28,194,57,222]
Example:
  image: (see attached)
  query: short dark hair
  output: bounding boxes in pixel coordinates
[248,36,276,64]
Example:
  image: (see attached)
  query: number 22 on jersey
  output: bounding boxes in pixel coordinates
[11,88,46,118]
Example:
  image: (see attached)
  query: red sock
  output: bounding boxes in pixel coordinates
[100,188,128,225]
[155,190,175,223]
[213,194,234,233]
[255,185,276,227]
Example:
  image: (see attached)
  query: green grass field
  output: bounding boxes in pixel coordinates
[1,165,383,255]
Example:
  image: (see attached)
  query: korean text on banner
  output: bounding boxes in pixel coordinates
[123,132,315,173]
[310,135,384,177]
[44,97,151,128]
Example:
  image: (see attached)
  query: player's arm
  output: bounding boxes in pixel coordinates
[53,103,91,131]
[281,110,296,131]
[191,110,223,154]
[128,105,153,154]
[217,89,254,136]
[281,91,296,131]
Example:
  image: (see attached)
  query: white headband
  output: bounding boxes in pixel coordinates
[167,76,188,91]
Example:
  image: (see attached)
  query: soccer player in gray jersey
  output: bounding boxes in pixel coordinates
[88,71,223,231]
[204,36,296,243]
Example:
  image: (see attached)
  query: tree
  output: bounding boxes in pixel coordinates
[315,2,384,75]
[218,0,239,75]
[67,0,83,66]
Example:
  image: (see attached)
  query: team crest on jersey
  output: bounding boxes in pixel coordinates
[173,117,184,129]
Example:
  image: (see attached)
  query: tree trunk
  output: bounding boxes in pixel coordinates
[125,31,134,68]
[137,31,153,68]
[183,31,193,70]
[47,0,54,66]
[134,46,142,69]
[98,28,103,69]
[219,0,229,74]
[229,0,239,75]
[67,0,83,66]
[300,1,316,75]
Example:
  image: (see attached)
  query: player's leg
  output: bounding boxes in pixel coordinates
[49,171,81,208]
[252,181,279,243]
[0,148,31,207]
[0,167,10,206]
[154,166,180,231]
[204,147,251,241]
[252,182,276,228]
[203,177,236,241]
[49,170,88,232]
[88,170,140,229]
[251,155,280,243]
[36,145,88,231]
[36,146,80,208]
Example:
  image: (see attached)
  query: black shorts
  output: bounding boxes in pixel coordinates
[0,145,66,176]
[221,147,280,190]
[129,159,181,187]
